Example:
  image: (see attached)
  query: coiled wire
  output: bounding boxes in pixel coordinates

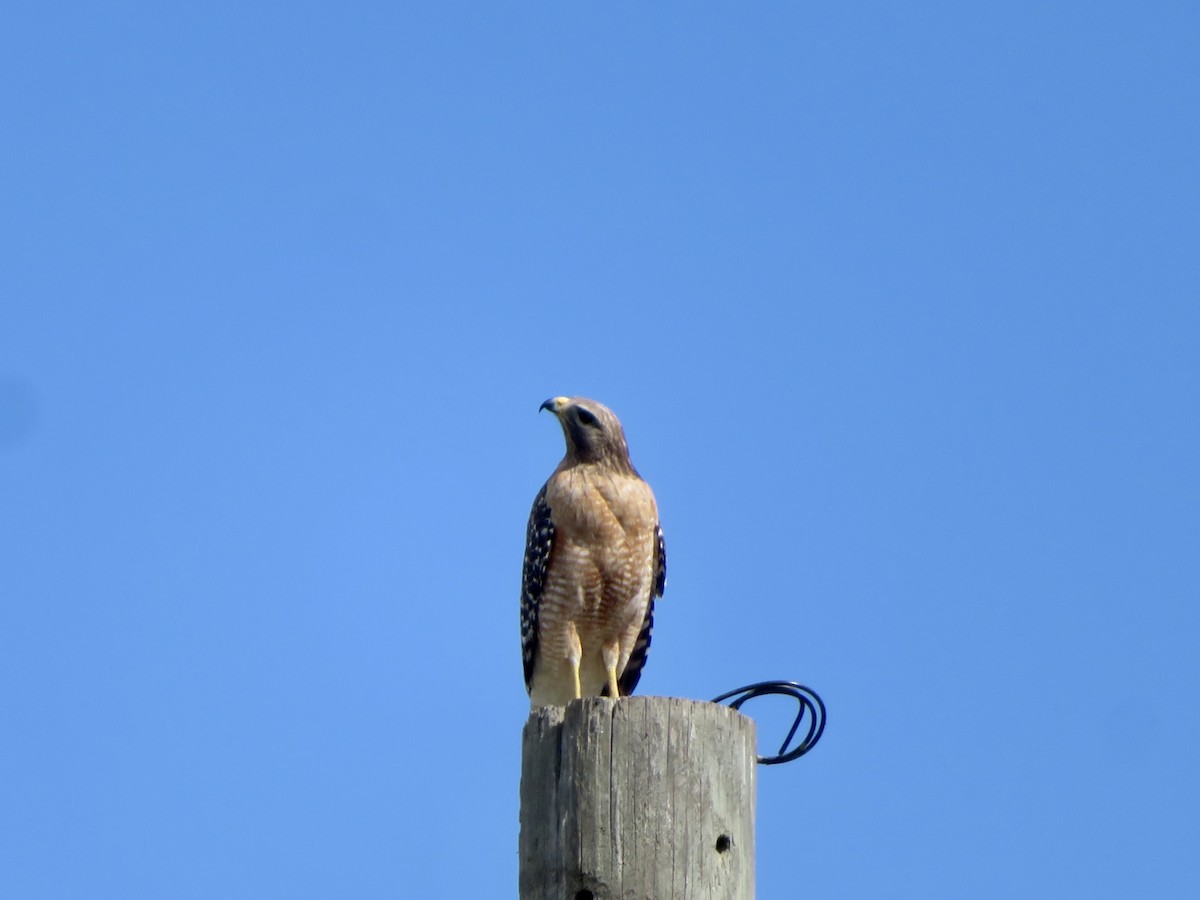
[712,680,826,765]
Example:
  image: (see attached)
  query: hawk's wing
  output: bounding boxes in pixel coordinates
[613,522,666,697]
[520,483,555,690]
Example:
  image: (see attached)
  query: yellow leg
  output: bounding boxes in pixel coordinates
[567,622,583,700]
[606,665,620,699]
[602,640,621,699]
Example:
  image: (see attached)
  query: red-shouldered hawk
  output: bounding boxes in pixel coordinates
[521,396,666,708]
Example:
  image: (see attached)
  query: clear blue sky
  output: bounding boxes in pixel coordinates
[3,3,1198,897]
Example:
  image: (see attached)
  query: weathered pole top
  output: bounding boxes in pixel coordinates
[520,696,756,900]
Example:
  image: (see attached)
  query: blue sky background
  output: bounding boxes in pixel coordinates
[3,3,1198,897]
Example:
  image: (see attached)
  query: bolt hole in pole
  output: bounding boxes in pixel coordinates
[573,890,594,900]
[715,834,731,853]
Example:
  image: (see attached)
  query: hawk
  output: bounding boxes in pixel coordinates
[521,396,666,708]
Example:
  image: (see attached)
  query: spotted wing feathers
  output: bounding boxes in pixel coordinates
[520,483,555,689]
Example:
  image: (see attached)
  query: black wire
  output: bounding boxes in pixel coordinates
[711,680,826,766]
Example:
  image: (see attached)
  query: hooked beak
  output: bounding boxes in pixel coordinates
[539,396,568,415]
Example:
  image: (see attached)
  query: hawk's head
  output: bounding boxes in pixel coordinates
[540,396,634,470]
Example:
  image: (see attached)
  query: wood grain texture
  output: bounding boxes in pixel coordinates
[519,696,756,900]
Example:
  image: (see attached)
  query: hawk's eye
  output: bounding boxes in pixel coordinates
[576,408,598,427]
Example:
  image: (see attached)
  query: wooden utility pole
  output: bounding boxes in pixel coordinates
[519,696,756,900]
